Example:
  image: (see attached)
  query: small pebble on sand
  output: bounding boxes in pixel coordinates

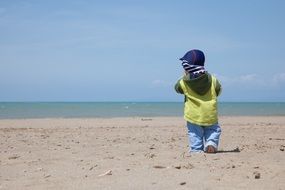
[174,166,181,169]
[253,172,261,179]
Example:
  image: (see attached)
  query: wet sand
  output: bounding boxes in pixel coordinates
[0,116,284,190]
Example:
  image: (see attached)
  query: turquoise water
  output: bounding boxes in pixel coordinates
[0,102,285,119]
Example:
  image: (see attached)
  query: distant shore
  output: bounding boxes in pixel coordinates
[0,116,284,190]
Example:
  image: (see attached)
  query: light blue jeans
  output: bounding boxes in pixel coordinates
[186,122,221,152]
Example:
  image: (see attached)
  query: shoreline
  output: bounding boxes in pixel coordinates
[0,115,285,128]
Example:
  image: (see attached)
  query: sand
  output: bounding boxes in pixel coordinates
[0,116,284,190]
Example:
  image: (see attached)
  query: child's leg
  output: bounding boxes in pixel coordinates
[186,122,204,152]
[204,123,221,152]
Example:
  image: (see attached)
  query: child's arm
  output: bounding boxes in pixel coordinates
[174,77,184,94]
[215,79,222,96]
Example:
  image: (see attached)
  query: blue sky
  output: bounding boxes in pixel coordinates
[0,0,285,102]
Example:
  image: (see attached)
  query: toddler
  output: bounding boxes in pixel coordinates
[175,49,222,153]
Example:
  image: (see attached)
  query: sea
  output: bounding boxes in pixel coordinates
[0,102,285,119]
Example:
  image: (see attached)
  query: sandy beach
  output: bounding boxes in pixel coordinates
[0,116,284,190]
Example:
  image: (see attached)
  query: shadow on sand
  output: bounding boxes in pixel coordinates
[217,147,241,153]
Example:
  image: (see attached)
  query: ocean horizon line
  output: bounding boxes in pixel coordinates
[1,101,285,103]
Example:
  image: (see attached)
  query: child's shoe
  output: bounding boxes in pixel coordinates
[205,145,217,153]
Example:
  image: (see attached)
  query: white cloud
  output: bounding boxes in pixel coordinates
[215,73,285,88]
[240,74,258,82]
[151,79,172,87]
[273,73,285,83]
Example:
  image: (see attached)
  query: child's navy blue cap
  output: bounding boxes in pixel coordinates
[179,49,205,66]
